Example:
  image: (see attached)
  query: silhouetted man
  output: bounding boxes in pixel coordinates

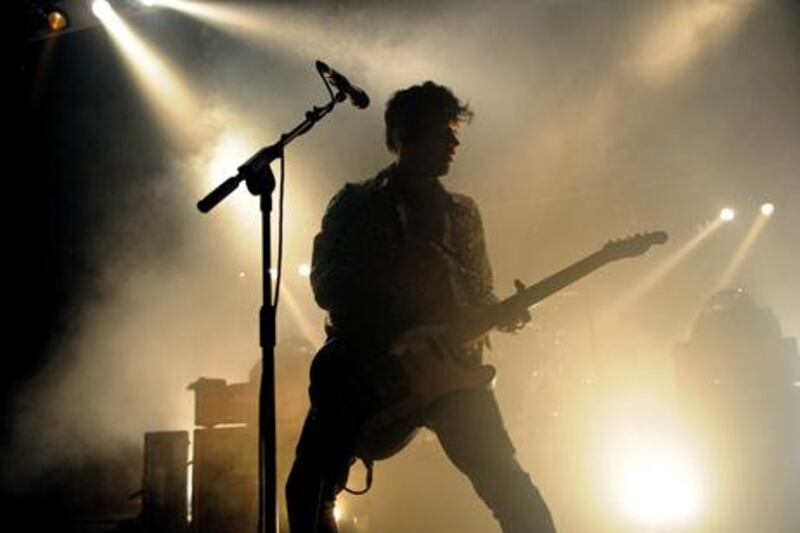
[286,81,557,532]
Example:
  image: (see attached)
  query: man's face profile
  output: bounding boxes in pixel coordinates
[397,119,461,178]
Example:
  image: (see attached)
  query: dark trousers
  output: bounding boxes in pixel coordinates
[286,386,556,532]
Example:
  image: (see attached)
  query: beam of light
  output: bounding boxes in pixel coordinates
[144,1,437,88]
[713,211,770,293]
[681,209,774,362]
[630,0,757,84]
[92,0,199,147]
[199,130,322,347]
[29,36,59,106]
[507,0,756,185]
[279,283,324,348]
[140,1,272,34]
[602,218,724,322]
[496,1,757,198]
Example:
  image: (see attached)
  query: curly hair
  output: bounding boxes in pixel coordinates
[384,81,473,153]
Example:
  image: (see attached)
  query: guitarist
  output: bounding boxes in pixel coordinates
[286,81,557,532]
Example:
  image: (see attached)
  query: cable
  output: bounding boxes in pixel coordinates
[273,153,285,309]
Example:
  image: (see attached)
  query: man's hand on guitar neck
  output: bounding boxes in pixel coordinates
[496,279,533,333]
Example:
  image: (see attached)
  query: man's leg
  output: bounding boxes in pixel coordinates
[286,408,353,533]
[428,387,557,533]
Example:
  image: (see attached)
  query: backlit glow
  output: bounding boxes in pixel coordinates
[720,207,735,222]
[617,446,703,525]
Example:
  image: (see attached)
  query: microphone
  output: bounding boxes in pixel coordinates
[316,60,370,109]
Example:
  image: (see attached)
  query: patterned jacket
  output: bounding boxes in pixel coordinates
[310,165,497,350]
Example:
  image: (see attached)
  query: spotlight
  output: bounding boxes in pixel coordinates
[46,9,69,32]
[719,207,735,222]
[298,263,311,277]
[760,202,775,217]
[92,0,113,19]
[617,447,703,526]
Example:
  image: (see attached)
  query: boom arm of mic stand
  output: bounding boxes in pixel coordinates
[196,143,283,213]
[196,97,341,213]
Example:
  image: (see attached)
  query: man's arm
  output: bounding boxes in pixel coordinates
[311,185,371,312]
[452,194,498,307]
[458,196,530,332]
[311,185,406,314]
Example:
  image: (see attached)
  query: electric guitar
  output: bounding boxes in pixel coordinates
[313,231,669,461]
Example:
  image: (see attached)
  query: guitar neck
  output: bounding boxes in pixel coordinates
[448,249,611,346]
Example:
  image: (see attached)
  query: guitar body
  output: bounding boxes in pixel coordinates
[311,327,496,461]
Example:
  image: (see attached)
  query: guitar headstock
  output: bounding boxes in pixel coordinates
[602,231,669,261]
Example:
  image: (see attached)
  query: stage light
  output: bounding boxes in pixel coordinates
[599,416,707,531]
[47,9,69,32]
[712,208,771,294]
[92,0,112,19]
[616,446,703,527]
[298,263,311,277]
[760,202,775,217]
[719,207,735,222]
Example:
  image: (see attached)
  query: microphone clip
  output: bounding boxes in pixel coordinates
[316,60,370,109]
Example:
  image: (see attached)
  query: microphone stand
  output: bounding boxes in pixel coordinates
[197,88,348,533]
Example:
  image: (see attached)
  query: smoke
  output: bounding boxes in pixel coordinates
[9,0,799,529]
